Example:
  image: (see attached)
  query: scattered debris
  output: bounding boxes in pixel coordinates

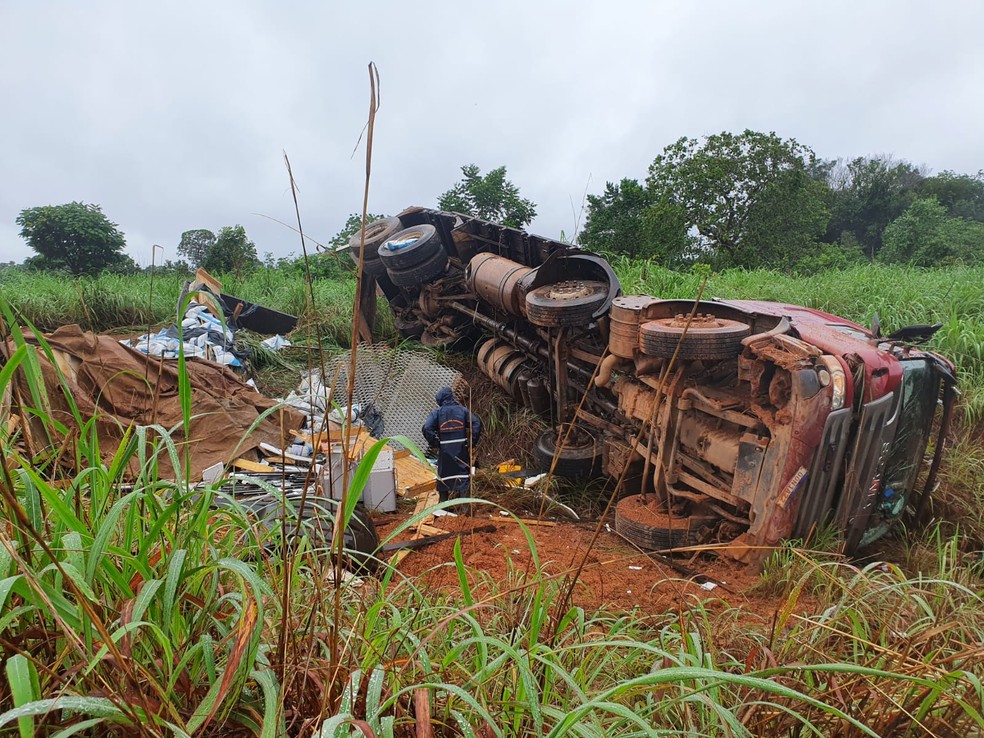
[2,324,302,479]
[315,343,462,453]
[209,470,379,569]
[379,524,497,554]
[125,300,241,366]
[123,268,296,369]
[260,334,291,351]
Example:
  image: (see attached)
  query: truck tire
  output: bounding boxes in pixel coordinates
[387,248,449,288]
[533,427,601,478]
[614,495,717,550]
[348,216,403,271]
[345,503,381,571]
[525,280,609,327]
[362,256,388,278]
[639,316,750,361]
[377,224,444,270]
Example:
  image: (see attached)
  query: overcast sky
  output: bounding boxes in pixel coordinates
[1,1,982,266]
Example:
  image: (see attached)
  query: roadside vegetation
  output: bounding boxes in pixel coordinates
[4,258,983,412]
[2,256,983,735]
[3,129,983,734]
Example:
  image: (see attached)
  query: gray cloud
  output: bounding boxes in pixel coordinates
[2,1,982,266]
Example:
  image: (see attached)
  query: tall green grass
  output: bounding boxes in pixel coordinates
[2,298,983,735]
[5,261,980,388]
[5,261,981,375]
[0,267,372,346]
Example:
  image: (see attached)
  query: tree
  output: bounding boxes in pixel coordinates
[438,164,536,228]
[823,156,925,259]
[917,170,984,222]
[202,225,259,275]
[880,197,984,266]
[329,213,385,250]
[580,179,655,258]
[16,202,134,275]
[177,229,217,268]
[645,130,830,268]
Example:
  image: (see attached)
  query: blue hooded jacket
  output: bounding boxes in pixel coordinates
[422,387,482,497]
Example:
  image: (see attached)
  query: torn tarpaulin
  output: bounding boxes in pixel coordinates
[4,325,304,480]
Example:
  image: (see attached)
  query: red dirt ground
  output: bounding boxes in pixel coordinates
[373,504,816,618]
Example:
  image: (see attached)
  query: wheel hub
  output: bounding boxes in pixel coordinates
[545,281,593,301]
[665,313,724,329]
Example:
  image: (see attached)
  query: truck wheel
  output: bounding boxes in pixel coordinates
[362,256,388,278]
[639,314,750,360]
[533,427,601,478]
[387,248,449,288]
[525,280,609,327]
[348,216,403,271]
[345,503,381,572]
[614,495,717,550]
[377,224,444,270]
[290,500,381,572]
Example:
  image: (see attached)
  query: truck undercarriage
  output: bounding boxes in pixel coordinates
[348,208,957,560]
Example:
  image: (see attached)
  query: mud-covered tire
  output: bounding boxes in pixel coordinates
[614,495,717,551]
[377,224,444,270]
[639,316,750,360]
[275,499,381,571]
[348,216,403,271]
[525,280,609,327]
[345,503,381,571]
[533,427,602,478]
[388,248,449,288]
[362,256,388,278]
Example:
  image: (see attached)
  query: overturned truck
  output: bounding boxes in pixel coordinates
[347,208,957,560]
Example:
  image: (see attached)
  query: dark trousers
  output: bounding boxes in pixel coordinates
[437,450,470,502]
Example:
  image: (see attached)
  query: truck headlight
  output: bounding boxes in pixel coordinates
[820,356,847,411]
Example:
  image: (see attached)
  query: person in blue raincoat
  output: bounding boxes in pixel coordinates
[422,386,482,502]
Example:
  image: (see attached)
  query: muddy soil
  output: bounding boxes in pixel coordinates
[372,499,819,620]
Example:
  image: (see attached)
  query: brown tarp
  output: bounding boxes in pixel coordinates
[3,325,303,480]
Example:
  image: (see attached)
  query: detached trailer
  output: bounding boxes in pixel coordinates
[346,208,956,560]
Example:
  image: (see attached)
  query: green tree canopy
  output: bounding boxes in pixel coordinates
[645,130,830,268]
[177,229,217,268]
[917,170,984,222]
[438,164,537,228]
[202,225,259,276]
[16,202,134,275]
[579,179,658,258]
[880,197,984,267]
[823,156,925,259]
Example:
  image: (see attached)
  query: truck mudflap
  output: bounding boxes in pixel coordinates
[793,407,852,539]
[837,391,899,554]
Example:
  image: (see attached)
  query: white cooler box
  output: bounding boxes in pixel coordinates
[322,446,396,513]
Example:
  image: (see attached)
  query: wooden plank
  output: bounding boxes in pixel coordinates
[232,458,276,473]
[390,488,442,568]
[395,454,437,498]
[490,516,557,527]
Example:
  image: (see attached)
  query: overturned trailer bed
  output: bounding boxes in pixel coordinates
[346,208,957,561]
